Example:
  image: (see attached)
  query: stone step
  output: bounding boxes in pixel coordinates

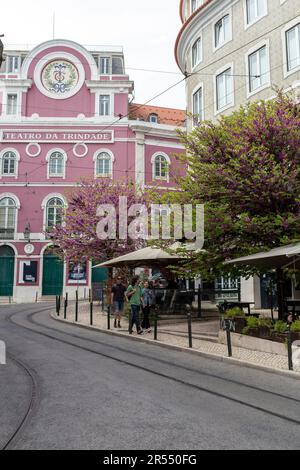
[39,296,57,302]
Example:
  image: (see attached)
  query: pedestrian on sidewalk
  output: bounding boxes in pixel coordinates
[111,277,127,328]
[141,281,154,333]
[125,276,143,335]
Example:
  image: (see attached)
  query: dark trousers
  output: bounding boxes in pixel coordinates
[130,304,141,333]
[142,306,151,329]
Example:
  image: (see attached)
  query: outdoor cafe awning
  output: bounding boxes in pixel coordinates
[225,243,300,269]
[92,246,184,269]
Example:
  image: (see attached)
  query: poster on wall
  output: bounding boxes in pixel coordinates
[19,261,38,284]
[68,262,87,284]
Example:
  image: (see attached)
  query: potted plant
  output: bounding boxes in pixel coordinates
[258,317,273,339]
[222,307,246,333]
[271,320,288,343]
[242,315,260,337]
[290,320,300,342]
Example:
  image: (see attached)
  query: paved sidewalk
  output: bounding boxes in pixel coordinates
[54,301,300,375]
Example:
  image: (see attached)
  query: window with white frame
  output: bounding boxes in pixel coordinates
[192,37,202,67]
[286,23,300,72]
[1,151,17,176]
[96,152,112,177]
[246,0,267,25]
[215,276,239,291]
[100,57,110,75]
[215,15,230,48]
[7,56,20,74]
[153,155,169,180]
[248,45,269,92]
[149,114,158,124]
[0,197,17,239]
[46,197,64,230]
[48,152,65,177]
[216,68,233,111]
[7,94,18,115]
[99,95,111,116]
[193,87,203,125]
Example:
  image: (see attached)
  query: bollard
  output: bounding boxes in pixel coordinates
[107,305,111,330]
[287,325,293,371]
[64,293,68,320]
[58,295,61,316]
[128,309,133,334]
[35,292,38,303]
[186,305,193,348]
[55,296,58,314]
[226,321,232,358]
[197,285,202,318]
[154,308,158,341]
[75,291,78,322]
[90,301,93,326]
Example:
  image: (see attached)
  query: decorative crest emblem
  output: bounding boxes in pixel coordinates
[42,60,79,95]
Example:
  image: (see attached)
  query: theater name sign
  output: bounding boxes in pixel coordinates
[0,129,114,143]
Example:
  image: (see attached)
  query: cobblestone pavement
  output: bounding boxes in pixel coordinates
[56,301,300,374]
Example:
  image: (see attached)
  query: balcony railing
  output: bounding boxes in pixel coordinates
[0,229,15,240]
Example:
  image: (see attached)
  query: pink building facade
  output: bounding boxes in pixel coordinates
[0,39,186,302]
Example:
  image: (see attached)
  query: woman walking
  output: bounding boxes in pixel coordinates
[141,281,154,333]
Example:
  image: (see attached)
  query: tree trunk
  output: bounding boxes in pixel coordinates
[106,268,113,309]
[276,268,285,320]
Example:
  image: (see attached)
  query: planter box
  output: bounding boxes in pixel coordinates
[233,316,247,333]
[219,331,286,355]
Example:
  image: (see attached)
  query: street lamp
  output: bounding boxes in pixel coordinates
[24,222,31,241]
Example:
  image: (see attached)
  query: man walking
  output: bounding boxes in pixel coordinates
[125,276,143,335]
[111,277,126,328]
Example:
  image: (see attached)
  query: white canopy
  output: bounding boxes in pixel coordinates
[92,246,184,269]
[226,243,300,269]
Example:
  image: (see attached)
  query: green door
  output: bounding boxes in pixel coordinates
[42,254,63,295]
[92,260,108,283]
[0,246,14,296]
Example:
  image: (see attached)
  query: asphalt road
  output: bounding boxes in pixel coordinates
[0,304,299,450]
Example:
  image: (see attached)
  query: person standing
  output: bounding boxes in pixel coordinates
[141,281,154,333]
[125,276,143,334]
[111,277,126,328]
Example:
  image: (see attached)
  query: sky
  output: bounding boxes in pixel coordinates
[1,0,186,109]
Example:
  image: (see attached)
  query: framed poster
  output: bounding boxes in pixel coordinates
[19,260,38,284]
[68,262,87,284]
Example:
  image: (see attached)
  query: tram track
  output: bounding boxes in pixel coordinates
[1,353,38,450]
[5,306,300,429]
[0,305,52,450]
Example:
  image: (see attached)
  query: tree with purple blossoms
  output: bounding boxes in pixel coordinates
[171,92,300,279]
[51,178,147,264]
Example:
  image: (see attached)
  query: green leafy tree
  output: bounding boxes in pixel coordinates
[169,92,300,279]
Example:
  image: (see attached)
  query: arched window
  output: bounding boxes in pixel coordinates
[149,114,158,124]
[153,154,169,181]
[48,151,65,178]
[1,151,18,177]
[96,152,112,177]
[46,197,64,230]
[0,197,17,239]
